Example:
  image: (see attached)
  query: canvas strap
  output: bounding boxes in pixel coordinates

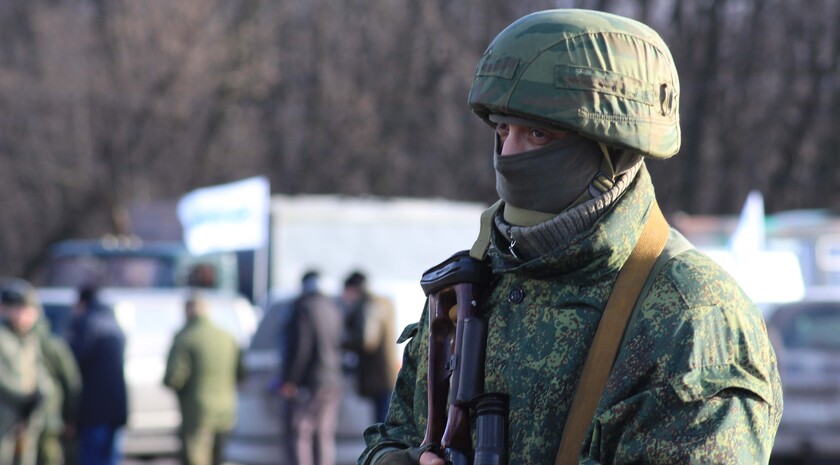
[469,199,504,260]
[554,201,670,465]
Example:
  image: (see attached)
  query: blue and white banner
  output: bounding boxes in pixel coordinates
[177,176,270,254]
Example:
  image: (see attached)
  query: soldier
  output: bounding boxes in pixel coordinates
[0,278,80,465]
[164,294,244,465]
[0,281,56,465]
[359,9,783,465]
[32,299,82,465]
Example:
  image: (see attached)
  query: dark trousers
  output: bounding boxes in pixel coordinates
[78,426,121,465]
[284,386,342,465]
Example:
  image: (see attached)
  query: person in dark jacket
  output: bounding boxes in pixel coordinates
[279,271,344,465]
[164,294,244,465]
[341,271,397,423]
[66,286,127,465]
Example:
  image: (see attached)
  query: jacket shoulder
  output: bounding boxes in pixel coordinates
[622,249,780,406]
[658,249,755,311]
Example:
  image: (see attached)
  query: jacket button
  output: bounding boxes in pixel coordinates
[508,288,524,303]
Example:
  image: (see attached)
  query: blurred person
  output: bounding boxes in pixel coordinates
[0,277,87,465]
[359,9,782,465]
[164,293,244,465]
[278,270,344,465]
[187,264,218,289]
[0,281,55,465]
[34,313,81,465]
[341,271,397,423]
[66,286,127,465]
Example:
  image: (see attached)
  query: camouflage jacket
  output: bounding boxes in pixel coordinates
[359,170,782,464]
[0,322,56,437]
[35,321,81,434]
[163,315,244,431]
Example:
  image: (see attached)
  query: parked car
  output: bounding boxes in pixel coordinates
[225,298,372,465]
[38,287,258,459]
[767,297,840,462]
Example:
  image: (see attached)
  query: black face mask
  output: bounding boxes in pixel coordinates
[494,132,604,215]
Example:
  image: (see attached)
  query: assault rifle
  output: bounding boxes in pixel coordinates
[420,251,508,465]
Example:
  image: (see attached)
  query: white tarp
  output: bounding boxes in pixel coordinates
[177,176,269,254]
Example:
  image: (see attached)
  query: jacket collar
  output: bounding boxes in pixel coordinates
[488,165,655,281]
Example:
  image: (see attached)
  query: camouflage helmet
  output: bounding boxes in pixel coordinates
[468,9,680,159]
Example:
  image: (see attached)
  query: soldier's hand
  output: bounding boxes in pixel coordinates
[63,423,77,439]
[419,451,445,465]
[19,391,42,419]
[377,446,435,465]
[280,382,298,398]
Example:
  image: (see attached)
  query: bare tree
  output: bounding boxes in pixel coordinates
[2,0,840,278]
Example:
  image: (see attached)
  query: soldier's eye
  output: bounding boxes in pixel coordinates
[496,123,510,140]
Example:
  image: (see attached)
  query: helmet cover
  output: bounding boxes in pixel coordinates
[468,9,680,158]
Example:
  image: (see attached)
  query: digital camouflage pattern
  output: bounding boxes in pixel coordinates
[468,9,681,159]
[358,168,783,464]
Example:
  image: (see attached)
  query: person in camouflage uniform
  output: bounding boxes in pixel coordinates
[0,278,81,465]
[164,294,244,465]
[0,281,56,465]
[358,9,782,465]
[32,298,82,465]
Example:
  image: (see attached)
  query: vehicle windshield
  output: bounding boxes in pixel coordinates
[41,241,239,292]
[46,256,177,288]
[778,303,840,350]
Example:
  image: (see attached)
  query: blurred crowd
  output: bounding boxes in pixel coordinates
[1,269,398,465]
[275,270,397,465]
[0,279,127,465]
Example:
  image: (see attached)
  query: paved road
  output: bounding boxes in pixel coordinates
[121,452,835,465]
[121,459,239,465]
[122,459,178,465]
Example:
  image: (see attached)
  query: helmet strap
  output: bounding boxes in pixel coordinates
[565,143,616,211]
[592,142,616,194]
[584,143,616,198]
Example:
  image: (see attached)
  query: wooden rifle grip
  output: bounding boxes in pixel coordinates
[422,290,456,448]
[441,283,479,455]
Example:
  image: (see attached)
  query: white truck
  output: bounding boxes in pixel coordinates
[266,195,487,334]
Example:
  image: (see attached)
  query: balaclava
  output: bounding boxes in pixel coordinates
[492,115,642,227]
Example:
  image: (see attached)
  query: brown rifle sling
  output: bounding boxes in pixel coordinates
[554,201,670,465]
